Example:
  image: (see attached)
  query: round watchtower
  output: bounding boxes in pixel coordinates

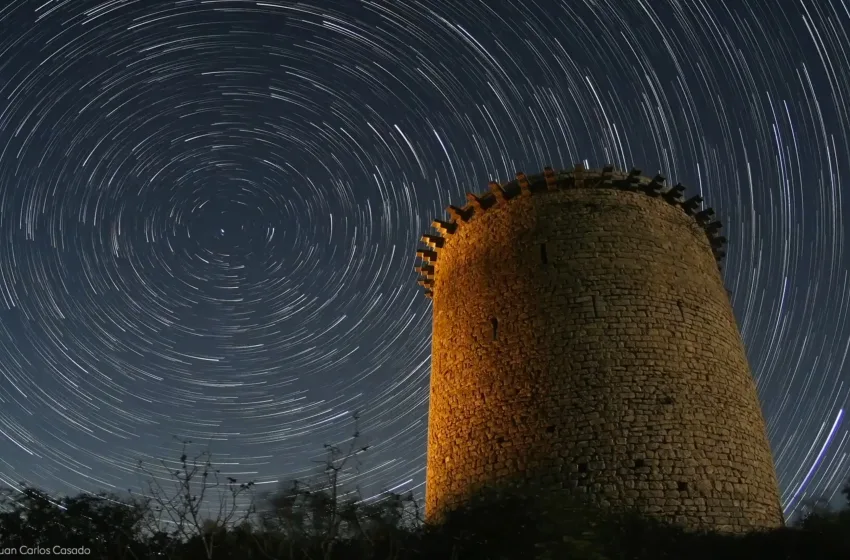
[415,165,783,533]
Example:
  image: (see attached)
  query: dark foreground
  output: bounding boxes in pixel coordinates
[0,433,847,559]
[2,476,848,559]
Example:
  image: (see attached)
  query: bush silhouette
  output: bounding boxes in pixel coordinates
[1,421,849,559]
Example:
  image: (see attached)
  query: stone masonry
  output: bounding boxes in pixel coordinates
[414,165,784,533]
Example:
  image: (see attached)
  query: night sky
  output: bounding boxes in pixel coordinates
[0,0,848,520]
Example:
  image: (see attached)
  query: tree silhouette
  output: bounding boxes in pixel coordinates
[134,437,255,559]
[0,429,848,559]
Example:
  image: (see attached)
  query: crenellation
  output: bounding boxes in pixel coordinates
[415,167,734,299]
[414,264,434,276]
[432,219,457,235]
[544,166,557,190]
[516,171,532,194]
[419,166,783,534]
[572,163,587,189]
[682,195,703,215]
[664,184,687,203]
[421,234,445,249]
[488,181,507,203]
[624,167,642,189]
[415,248,438,262]
[695,208,715,224]
[706,221,723,235]
[641,174,666,195]
[710,236,727,249]
[447,205,470,222]
[465,192,484,211]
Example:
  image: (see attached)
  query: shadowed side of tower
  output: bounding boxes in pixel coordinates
[416,165,783,533]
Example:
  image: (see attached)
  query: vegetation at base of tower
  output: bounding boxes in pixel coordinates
[0,418,848,559]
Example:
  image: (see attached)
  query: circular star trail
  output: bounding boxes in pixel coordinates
[0,0,848,519]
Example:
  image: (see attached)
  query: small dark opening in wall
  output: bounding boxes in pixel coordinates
[578,463,588,473]
[634,459,646,468]
[496,436,505,444]
[678,481,689,492]
[540,243,548,264]
[491,317,498,340]
[545,425,555,434]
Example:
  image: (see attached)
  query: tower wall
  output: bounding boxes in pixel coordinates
[418,167,783,533]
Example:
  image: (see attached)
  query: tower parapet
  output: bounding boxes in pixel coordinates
[414,165,727,299]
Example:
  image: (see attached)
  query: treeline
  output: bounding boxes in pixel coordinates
[0,421,848,559]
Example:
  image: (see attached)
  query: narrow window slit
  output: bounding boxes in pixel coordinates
[540,243,548,264]
[491,317,498,340]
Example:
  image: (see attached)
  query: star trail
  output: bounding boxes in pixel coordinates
[0,0,848,520]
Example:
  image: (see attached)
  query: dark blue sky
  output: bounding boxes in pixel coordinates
[0,0,847,518]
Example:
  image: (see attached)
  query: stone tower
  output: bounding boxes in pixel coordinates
[415,165,783,533]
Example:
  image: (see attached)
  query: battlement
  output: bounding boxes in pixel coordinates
[415,164,727,299]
